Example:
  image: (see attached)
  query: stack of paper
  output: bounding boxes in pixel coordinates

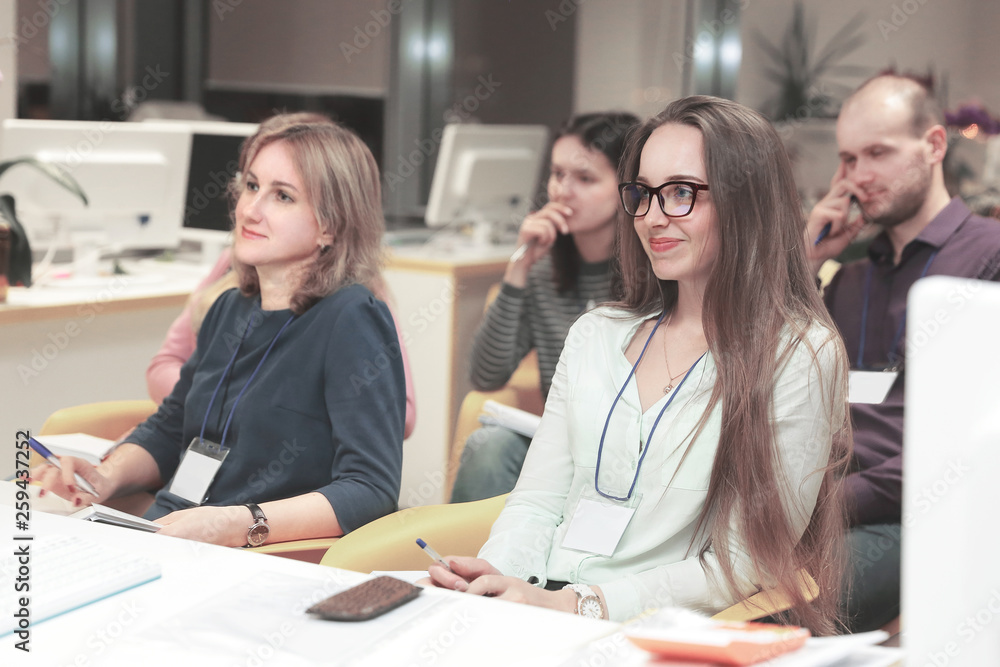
[478,400,542,438]
[70,503,162,532]
[31,433,116,465]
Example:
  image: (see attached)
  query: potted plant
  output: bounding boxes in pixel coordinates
[753,2,868,123]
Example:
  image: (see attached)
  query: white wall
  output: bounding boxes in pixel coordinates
[737,0,994,113]
[206,0,390,96]
[12,0,49,85]
[575,0,1000,118]
[573,0,1000,195]
[574,0,687,117]
[0,1,17,122]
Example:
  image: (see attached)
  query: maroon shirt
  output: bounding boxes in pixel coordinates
[824,198,1000,525]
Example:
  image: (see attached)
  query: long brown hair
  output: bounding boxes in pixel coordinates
[230,113,385,314]
[616,96,851,634]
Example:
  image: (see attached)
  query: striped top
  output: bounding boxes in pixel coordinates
[469,255,614,399]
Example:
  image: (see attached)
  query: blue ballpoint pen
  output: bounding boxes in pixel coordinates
[28,437,101,498]
[813,222,832,246]
[815,195,860,245]
[416,538,452,572]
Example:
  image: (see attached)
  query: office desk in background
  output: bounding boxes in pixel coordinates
[0,503,616,666]
[0,260,208,480]
[1,244,513,508]
[384,243,512,506]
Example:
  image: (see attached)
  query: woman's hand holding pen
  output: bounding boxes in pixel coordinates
[32,442,159,510]
[31,455,110,508]
[804,161,867,275]
[425,555,500,591]
[425,556,586,614]
[504,202,573,288]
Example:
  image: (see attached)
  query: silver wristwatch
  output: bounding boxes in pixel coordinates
[564,583,605,620]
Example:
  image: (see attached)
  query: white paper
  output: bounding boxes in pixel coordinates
[371,570,430,583]
[848,370,899,404]
[168,449,224,503]
[479,400,542,438]
[561,498,635,557]
[34,433,115,465]
[100,571,616,667]
[71,503,163,532]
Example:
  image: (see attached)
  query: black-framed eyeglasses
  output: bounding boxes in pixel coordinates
[619,181,710,218]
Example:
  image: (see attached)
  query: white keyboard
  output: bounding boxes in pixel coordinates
[1,534,161,636]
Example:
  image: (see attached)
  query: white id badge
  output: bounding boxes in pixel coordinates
[561,497,637,557]
[848,370,899,404]
[167,438,230,504]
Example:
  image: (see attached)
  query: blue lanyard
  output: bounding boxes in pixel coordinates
[857,250,937,370]
[595,312,707,502]
[199,312,295,449]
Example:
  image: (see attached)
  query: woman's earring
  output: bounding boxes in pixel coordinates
[320,245,331,254]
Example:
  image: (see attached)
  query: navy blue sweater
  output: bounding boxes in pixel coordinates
[130,285,405,532]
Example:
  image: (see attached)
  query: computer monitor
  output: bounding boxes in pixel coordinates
[0,119,193,255]
[902,276,1000,666]
[174,121,258,263]
[424,124,549,244]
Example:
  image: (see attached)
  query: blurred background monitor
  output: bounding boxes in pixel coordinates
[424,124,548,244]
[0,119,192,257]
[171,120,258,263]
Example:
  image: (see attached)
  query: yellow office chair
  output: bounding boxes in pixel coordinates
[39,399,158,443]
[445,283,545,498]
[321,493,508,572]
[318,493,817,623]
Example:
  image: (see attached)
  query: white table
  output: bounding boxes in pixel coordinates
[0,504,617,666]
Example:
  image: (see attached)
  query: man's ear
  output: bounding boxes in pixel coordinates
[924,124,948,165]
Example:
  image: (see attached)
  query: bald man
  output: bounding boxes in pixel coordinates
[805,74,1000,631]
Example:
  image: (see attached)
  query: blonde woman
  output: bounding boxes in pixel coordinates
[36,115,406,546]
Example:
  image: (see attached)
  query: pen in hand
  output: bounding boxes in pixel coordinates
[27,437,101,498]
[509,240,534,263]
[814,196,860,246]
[813,222,832,246]
[416,538,452,572]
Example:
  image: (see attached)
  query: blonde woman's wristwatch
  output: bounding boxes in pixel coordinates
[245,502,269,547]
[564,583,605,620]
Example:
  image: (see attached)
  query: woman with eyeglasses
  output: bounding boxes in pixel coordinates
[429,96,851,634]
[450,112,639,503]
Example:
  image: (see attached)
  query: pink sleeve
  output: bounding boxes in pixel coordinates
[146,250,233,404]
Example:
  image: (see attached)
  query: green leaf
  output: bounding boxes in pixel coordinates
[0,157,89,206]
[753,28,790,68]
[813,12,867,67]
[752,1,870,121]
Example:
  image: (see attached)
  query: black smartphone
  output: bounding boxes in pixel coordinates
[306,576,422,622]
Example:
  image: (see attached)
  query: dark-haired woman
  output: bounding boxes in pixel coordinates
[431,96,851,635]
[451,112,640,503]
